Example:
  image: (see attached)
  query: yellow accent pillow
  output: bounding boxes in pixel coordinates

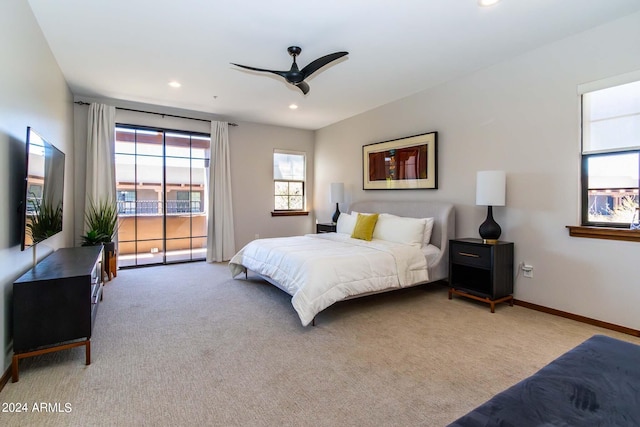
[351,213,379,241]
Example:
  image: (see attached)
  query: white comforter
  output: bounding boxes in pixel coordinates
[228,233,429,326]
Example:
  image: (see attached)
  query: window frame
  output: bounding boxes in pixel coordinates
[272,149,308,215]
[571,74,640,241]
[581,150,640,228]
[273,179,305,211]
[114,124,211,265]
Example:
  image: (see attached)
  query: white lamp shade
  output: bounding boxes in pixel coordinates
[476,171,506,206]
[330,183,344,204]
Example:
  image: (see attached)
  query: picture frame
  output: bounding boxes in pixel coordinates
[363,132,437,190]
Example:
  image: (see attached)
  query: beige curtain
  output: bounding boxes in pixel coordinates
[206,121,236,262]
[84,103,116,221]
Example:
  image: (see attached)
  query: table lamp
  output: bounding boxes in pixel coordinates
[331,182,344,223]
[476,171,506,244]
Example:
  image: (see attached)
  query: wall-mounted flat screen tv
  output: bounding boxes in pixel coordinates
[20,127,65,250]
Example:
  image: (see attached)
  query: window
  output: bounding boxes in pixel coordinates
[117,190,136,215]
[173,191,202,213]
[581,79,640,227]
[273,150,305,211]
[115,125,210,266]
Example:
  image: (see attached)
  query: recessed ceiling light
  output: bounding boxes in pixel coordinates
[168,81,181,88]
[289,104,298,110]
[478,0,501,6]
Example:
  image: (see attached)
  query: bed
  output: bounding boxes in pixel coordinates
[229,200,455,326]
[448,334,640,427]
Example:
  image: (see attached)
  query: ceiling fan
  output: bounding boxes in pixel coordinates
[231,46,348,95]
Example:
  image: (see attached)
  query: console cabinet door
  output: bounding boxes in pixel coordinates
[13,277,90,352]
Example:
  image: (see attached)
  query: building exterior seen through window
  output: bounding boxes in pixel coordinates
[582,79,640,227]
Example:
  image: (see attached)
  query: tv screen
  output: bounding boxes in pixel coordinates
[20,127,65,250]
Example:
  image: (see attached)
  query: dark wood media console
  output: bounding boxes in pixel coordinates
[12,245,104,382]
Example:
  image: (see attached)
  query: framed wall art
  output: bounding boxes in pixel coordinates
[362,132,437,190]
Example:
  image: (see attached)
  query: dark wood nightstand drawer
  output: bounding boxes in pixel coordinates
[450,243,491,268]
[316,223,337,233]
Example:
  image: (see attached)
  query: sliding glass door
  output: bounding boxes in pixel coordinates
[115,126,210,267]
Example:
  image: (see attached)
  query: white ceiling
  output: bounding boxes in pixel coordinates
[27,0,640,130]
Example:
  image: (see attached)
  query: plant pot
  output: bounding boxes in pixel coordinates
[103,241,115,254]
[102,241,117,281]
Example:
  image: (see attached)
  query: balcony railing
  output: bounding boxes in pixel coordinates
[117,200,204,215]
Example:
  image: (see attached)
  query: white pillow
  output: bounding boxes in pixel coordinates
[336,213,357,234]
[422,217,435,247]
[372,213,426,248]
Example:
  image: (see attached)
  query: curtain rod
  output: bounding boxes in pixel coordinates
[74,101,238,126]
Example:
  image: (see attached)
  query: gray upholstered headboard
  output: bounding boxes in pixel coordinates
[348,200,455,282]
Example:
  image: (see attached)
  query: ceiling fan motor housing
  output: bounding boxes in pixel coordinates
[287,46,302,57]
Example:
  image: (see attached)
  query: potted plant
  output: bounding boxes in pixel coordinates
[81,198,118,247]
[80,229,109,247]
[81,198,119,280]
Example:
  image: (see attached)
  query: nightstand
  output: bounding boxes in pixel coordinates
[316,223,337,233]
[448,238,514,313]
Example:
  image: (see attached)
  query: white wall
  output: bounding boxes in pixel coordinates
[230,121,315,248]
[0,0,74,372]
[314,12,640,330]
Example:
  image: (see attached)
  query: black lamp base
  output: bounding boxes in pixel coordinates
[479,205,501,244]
[332,203,340,223]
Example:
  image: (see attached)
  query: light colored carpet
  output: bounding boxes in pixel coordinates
[2,261,639,426]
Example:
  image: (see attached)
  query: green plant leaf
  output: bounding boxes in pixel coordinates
[26,195,63,243]
[80,229,109,246]
[84,197,119,243]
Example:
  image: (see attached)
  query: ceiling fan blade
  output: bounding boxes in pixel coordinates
[295,81,310,95]
[300,51,348,79]
[231,63,288,79]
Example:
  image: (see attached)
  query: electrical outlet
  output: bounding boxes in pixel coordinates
[522,264,533,278]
